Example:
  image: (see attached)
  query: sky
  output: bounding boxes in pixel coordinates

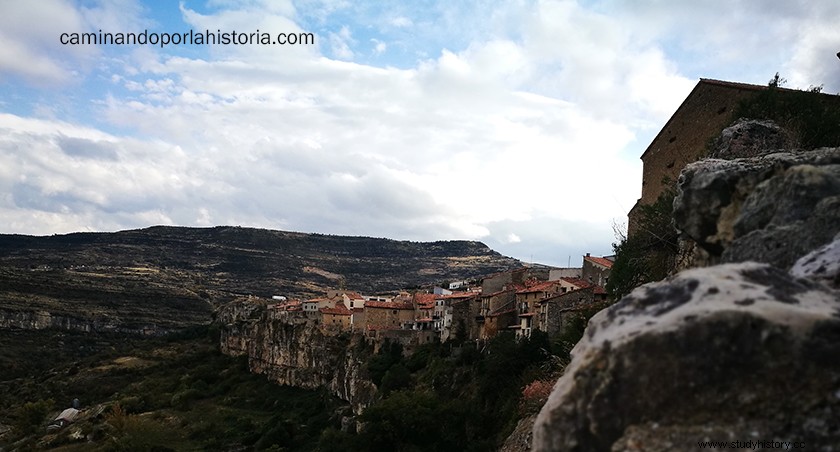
[1,0,839,267]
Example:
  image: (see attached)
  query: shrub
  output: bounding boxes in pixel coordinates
[608,188,679,300]
[519,379,555,415]
[13,399,54,435]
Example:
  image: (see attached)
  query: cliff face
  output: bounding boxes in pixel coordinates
[0,308,169,336]
[219,299,377,415]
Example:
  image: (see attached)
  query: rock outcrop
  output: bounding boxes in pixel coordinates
[791,233,840,290]
[674,147,840,269]
[532,261,840,451]
[709,118,799,160]
[218,299,377,415]
[0,308,170,336]
[534,134,840,450]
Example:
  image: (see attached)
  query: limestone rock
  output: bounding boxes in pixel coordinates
[218,299,378,415]
[791,234,840,290]
[532,262,840,451]
[674,148,840,268]
[709,119,798,159]
[499,414,536,452]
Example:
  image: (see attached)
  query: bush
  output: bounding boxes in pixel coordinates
[608,188,679,299]
[170,388,201,411]
[13,399,54,435]
[732,73,840,150]
[519,379,555,415]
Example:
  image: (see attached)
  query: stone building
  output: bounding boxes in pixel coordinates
[364,301,415,331]
[537,286,608,336]
[515,280,564,339]
[628,79,770,236]
[581,254,613,288]
[320,304,352,330]
[481,268,529,295]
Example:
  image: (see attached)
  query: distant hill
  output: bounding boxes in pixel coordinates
[0,226,521,332]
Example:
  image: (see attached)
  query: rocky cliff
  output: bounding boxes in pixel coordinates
[533,126,840,450]
[0,308,170,336]
[218,299,377,415]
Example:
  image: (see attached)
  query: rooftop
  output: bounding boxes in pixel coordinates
[584,255,614,269]
[365,301,414,310]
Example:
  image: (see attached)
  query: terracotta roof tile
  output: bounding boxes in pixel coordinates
[438,292,479,300]
[516,280,560,294]
[584,255,614,269]
[365,301,414,310]
[320,305,351,315]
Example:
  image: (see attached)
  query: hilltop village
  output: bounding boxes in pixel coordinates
[256,253,613,347]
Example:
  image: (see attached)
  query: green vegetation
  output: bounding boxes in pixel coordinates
[0,326,344,451]
[323,331,564,451]
[732,73,840,149]
[607,188,679,300]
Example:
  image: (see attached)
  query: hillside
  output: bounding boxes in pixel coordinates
[0,226,520,333]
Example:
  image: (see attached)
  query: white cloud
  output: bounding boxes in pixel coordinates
[389,16,412,28]
[328,25,355,60]
[3,0,840,266]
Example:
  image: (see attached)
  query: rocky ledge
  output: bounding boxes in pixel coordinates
[533,124,840,450]
[674,146,840,269]
[532,259,840,451]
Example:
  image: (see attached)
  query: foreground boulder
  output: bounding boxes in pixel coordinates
[673,147,840,269]
[532,262,840,451]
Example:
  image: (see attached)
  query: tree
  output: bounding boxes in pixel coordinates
[607,188,679,300]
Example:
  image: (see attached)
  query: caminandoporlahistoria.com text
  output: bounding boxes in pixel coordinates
[59,29,315,48]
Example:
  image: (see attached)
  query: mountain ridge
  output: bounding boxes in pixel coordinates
[0,225,522,334]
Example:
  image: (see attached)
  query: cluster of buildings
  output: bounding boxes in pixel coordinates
[268,254,613,347]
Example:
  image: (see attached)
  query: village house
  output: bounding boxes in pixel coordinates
[414,293,436,319]
[303,297,333,314]
[581,254,613,287]
[559,276,607,294]
[515,280,564,339]
[364,300,416,333]
[351,308,365,331]
[483,305,519,340]
[538,285,609,336]
[548,267,582,280]
[449,294,476,341]
[320,304,352,331]
[435,291,479,342]
[273,298,303,312]
[476,286,520,340]
[325,289,367,310]
[481,267,529,295]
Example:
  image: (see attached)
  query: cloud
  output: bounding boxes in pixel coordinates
[3,0,840,267]
[0,0,153,86]
[389,16,412,28]
[327,25,355,60]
